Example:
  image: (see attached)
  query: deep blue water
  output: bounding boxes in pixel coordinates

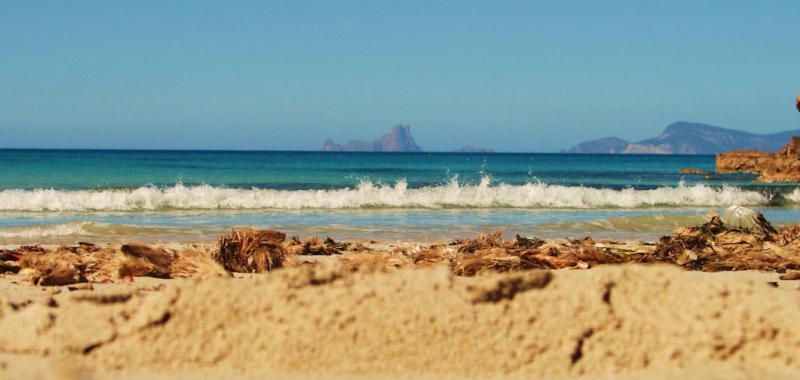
[0,149,745,190]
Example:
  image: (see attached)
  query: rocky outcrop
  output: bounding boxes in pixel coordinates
[323,125,422,152]
[568,122,800,154]
[716,136,800,182]
[678,168,709,175]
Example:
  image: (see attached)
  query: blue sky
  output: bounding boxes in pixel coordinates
[1,1,798,151]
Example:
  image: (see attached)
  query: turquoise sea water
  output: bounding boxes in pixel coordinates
[1,150,798,243]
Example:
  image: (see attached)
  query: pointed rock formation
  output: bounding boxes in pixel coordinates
[322,125,422,152]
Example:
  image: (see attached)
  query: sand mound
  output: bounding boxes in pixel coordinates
[1,264,799,379]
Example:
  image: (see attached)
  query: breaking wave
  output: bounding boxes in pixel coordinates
[0,178,775,211]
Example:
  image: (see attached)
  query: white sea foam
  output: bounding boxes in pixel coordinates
[0,178,773,211]
[0,221,93,238]
[786,188,800,203]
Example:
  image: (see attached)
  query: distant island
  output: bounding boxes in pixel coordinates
[567,122,800,154]
[323,125,422,152]
[454,145,494,153]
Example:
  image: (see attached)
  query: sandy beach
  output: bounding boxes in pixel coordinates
[2,220,800,379]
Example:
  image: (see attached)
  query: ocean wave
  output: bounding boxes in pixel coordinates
[0,178,774,211]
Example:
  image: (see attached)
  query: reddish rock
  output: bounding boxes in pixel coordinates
[716,136,800,182]
[678,168,708,175]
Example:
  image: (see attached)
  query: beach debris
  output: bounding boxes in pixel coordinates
[214,228,289,273]
[18,245,46,254]
[27,267,82,286]
[67,283,95,291]
[721,205,777,233]
[12,242,228,285]
[120,244,175,278]
[9,211,800,288]
[431,233,629,276]
[285,236,369,255]
[412,245,457,268]
[15,243,109,285]
[779,272,800,281]
[169,249,230,279]
[18,250,86,286]
[0,249,22,274]
[649,212,800,272]
[120,244,229,279]
[0,249,21,261]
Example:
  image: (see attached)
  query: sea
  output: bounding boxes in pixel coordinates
[1,149,799,244]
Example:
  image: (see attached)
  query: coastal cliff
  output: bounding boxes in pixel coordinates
[323,125,422,152]
[716,137,800,182]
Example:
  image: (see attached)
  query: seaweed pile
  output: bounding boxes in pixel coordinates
[5,210,800,286]
[429,232,630,276]
[431,212,800,275]
[214,229,289,272]
[2,242,227,286]
[284,235,369,256]
[649,213,800,272]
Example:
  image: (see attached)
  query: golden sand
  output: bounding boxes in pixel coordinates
[1,261,799,379]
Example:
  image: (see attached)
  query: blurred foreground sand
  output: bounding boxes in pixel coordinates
[2,253,800,379]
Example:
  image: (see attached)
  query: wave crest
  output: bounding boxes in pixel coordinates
[0,179,772,212]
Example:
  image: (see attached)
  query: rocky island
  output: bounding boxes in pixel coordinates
[454,145,494,153]
[568,121,800,154]
[323,124,422,152]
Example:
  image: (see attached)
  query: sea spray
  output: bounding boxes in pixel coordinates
[0,177,772,211]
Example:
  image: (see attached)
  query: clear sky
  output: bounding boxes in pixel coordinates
[1,1,798,151]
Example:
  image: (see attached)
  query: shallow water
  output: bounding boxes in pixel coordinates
[1,150,798,243]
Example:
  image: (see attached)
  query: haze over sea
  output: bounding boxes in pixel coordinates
[1,149,799,243]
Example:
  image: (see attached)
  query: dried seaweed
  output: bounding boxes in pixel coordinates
[18,249,87,286]
[214,229,288,273]
[285,236,369,255]
[648,213,800,272]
